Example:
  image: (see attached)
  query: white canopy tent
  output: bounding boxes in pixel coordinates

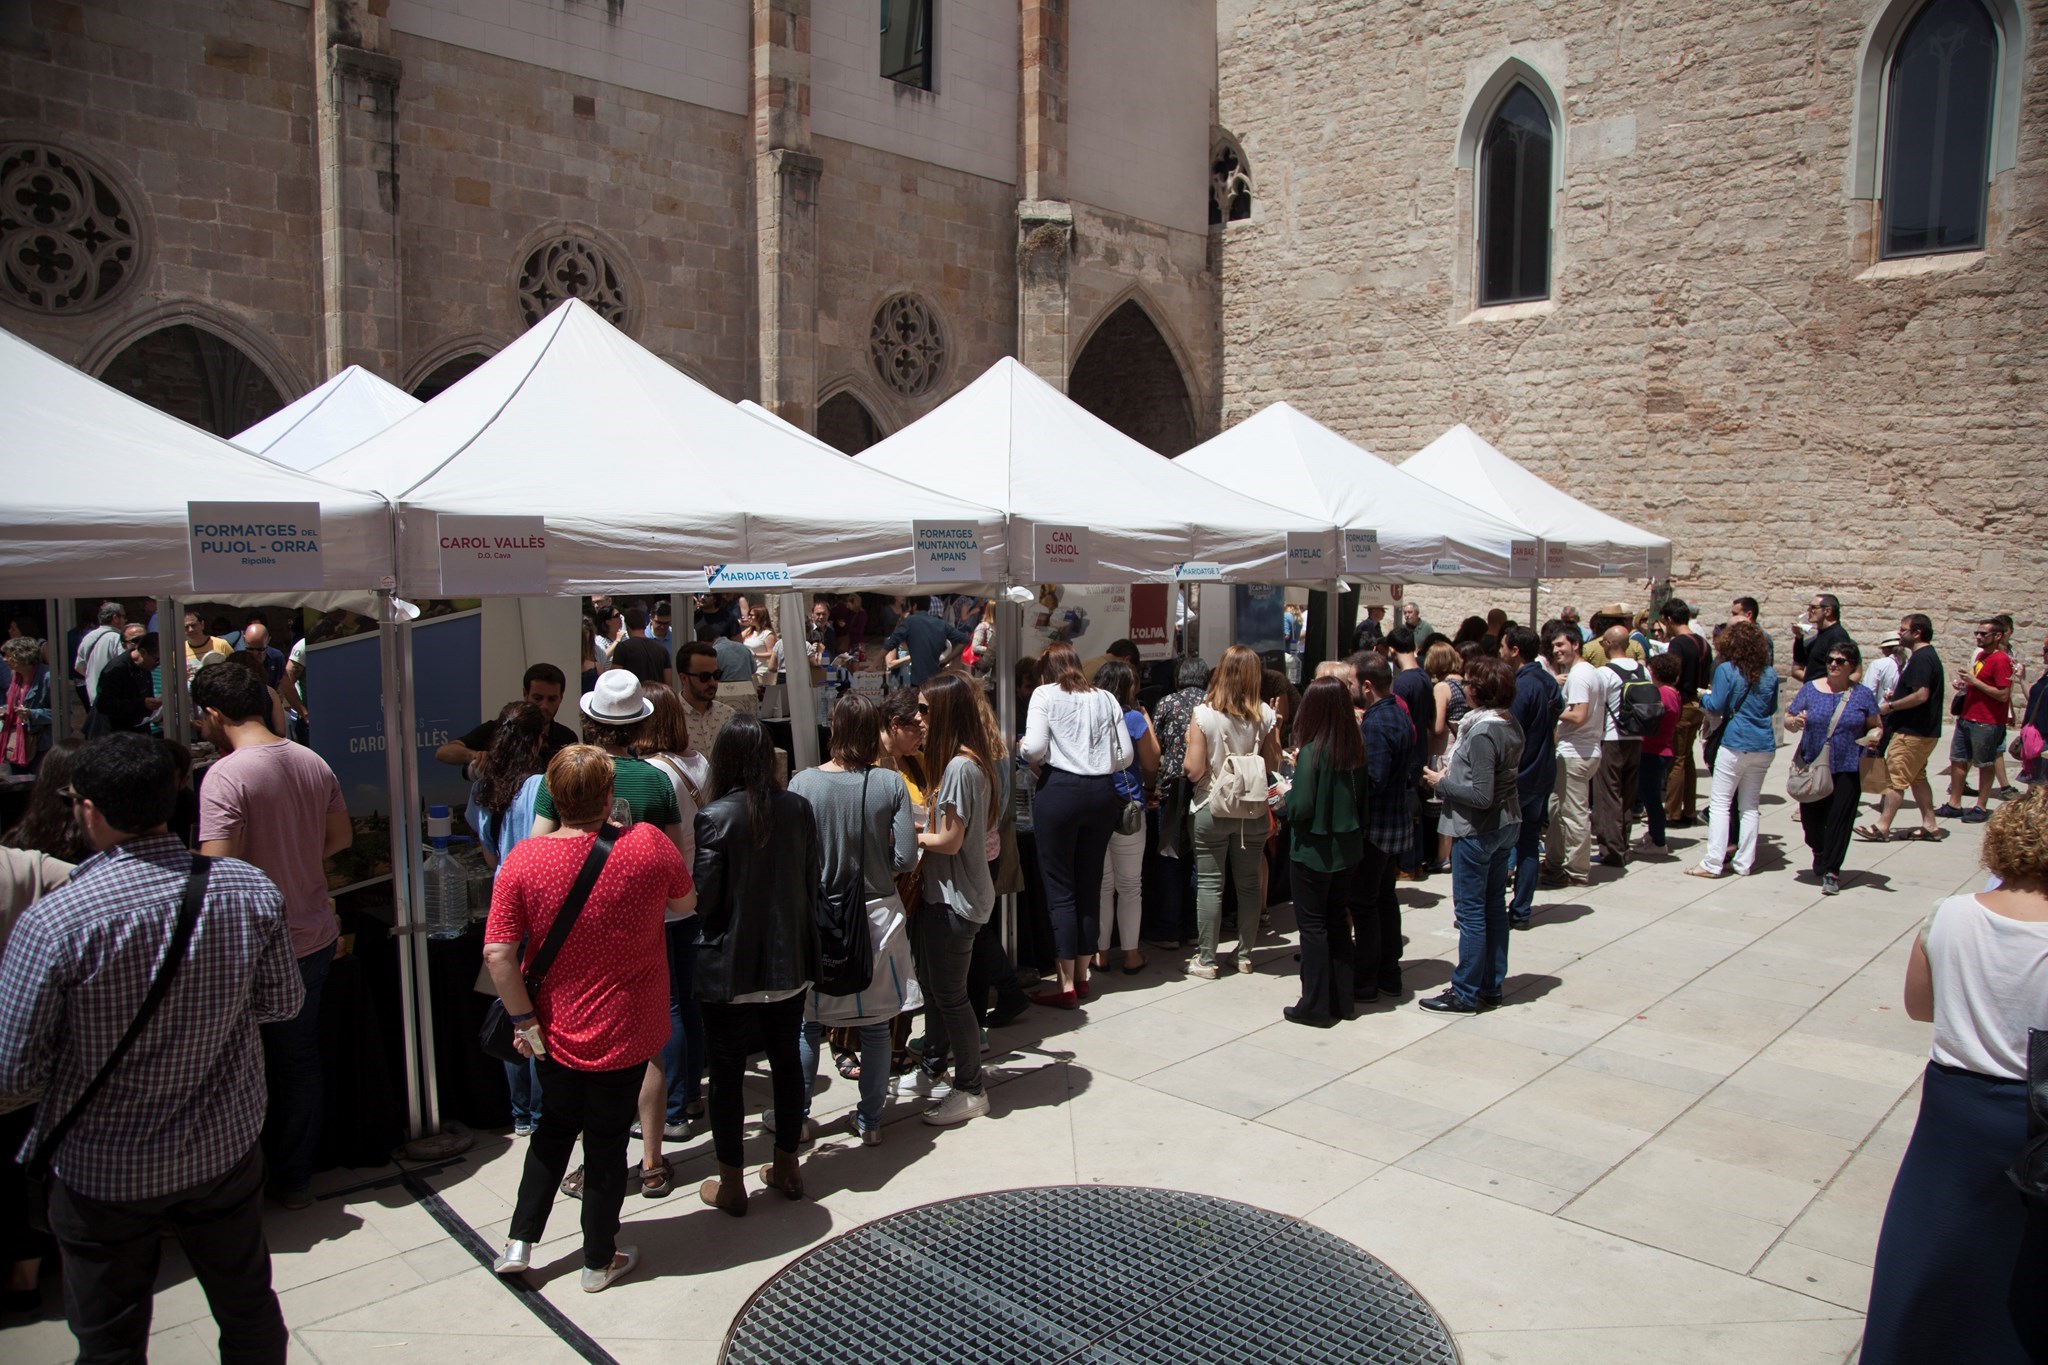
[1401,424,1672,583]
[0,327,395,600]
[233,365,422,472]
[1176,402,1533,586]
[316,299,1009,596]
[858,357,1337,584]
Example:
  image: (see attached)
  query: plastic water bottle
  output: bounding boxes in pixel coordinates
[421,804,468,940]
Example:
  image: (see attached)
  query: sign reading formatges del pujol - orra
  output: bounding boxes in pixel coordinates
[187,502,323,592]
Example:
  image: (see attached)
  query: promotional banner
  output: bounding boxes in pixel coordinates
[1233,584,1287,655]
[1029,524,1093,582]
[1128,584,1172,660]
[1284,532,1330,580]
[437,515,547,596]
[1026,583,1129,657]
[910,520,984,582]
[187,502,323,592]
[705,563,792,590]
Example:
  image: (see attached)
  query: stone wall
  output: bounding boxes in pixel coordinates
[1217,0,2048,669]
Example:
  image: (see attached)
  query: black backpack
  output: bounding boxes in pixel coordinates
[814,770,876,998]
[1608,663,1665,738]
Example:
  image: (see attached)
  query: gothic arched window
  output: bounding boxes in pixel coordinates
[1477,85,1553,306]
[1881,0,1999,257]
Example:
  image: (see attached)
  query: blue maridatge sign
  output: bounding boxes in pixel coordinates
[187,501,323,592]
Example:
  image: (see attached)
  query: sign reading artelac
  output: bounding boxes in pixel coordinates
[705,563,792,589]
[187,501,323,592]
[438,515,548,596]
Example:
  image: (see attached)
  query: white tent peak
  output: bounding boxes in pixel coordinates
[233,364,421,472]
[860,356,1332,582]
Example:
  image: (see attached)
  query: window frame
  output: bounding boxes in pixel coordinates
[1875,0,2002,259]
[880,0,936,92]
[1474,82,1556,308]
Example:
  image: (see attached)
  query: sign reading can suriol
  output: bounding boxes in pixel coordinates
[1509,540,1539,579]
[1031,524,1092,582]
[705,563,793,590]
[438,515,548,596]
[1343,528,1382,574]
[1173,561,1224,582]
[910,520,984,582]
[187,501,323,592]
[1285,532,1329,579]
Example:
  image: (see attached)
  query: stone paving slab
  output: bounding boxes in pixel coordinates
[0,791,1993,1363]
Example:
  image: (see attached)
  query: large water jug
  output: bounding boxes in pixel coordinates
[421,804,468,940]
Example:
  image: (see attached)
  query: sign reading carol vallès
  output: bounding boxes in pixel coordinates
[1509,539,1539,579]
[1343,528,1381,575]
[1284,532,1329,580]
[911,520,984,582]
[438,515,548,596]
[188,502,324,592]
[1031,524,1092,582]
[705,562,792,590]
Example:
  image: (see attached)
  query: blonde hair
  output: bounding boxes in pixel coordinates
[1423,642,1460,681]
[1982,788,2048,884]
[1205,644,1264,721]
[546,745,615,824]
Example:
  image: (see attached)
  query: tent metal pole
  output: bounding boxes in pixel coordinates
[45,598,75,743]
[393,610,444,1136]
[377,593,427,1142]
[161,595,191,747]
[1529,580,1540,628]
[777,590,818,771]
[1325,581,1343,668]
[995,590,1020,959]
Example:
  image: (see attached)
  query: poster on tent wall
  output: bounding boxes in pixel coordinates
[1234,585,1287,655]
[308,611,483,889]
[1025,584,1129,658]
[1128,585,1172,660]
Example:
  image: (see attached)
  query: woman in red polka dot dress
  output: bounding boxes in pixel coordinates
[482,746,695,1293]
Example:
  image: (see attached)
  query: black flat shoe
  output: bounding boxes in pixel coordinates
[1509,917,1532,931]
[1377,974,1404,996]
[1283,1005,1338,1029]
[1479,994,1502,1009]
[1418,990,1482,1014]
[1352,988,1380,1004]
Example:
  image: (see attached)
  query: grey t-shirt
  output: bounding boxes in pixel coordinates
[923,755,995,924]
[787,766,915,901]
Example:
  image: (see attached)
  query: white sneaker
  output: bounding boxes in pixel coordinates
[921,1087,989,1126]
[580,1245,636,1293]
[891,1068,952,1101]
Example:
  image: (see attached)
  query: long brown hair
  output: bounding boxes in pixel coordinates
[636,682,690,755]
[1292,678,1364,771]
[921,672,1003,825]
[1037,641,1091,692]
[1205,643,1264,721]
[475,702,549,816]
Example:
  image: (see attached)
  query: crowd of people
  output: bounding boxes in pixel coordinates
[0,585,2040,1359]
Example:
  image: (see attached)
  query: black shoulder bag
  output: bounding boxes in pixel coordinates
[27,855,211,1231]
[815,771,877,998]
[2009,1028,2048,1206]
[479,825,618,1064]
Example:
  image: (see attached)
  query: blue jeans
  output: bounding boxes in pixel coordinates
[1510,778,1551,923]
[1451,824,1516,1004]
[661,917,704,1121]
[1637,753,1672,846]
[504,1058,542,1127]
[260,946,331,1194]
[798,1019,892,1132]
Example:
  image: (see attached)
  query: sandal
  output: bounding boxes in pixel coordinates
[639,1156,674,1199]
[1855,824,1891,843]
[833,1051,861,1081]
[1903,826,1949,841]
[1121,954,1146,976]
[561,1165,586,1200]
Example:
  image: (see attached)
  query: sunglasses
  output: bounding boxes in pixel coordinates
[684,669,719,680]
[1826,657,1850,667]
[915,702,931,715]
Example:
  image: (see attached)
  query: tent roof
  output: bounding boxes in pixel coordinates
[858,358,1334,583]
[1400,424,1672,580]
[233,365,422,472]
[315,299,1007,595]
[0,326,394,598]
[1177,403,1534,584]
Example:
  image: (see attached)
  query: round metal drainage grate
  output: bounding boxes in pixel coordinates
[720,1184,1459,1365]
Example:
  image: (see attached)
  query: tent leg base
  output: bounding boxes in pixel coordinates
[397,1123,475,1164]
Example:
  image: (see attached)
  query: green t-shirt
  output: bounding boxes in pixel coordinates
[533,754,681,828]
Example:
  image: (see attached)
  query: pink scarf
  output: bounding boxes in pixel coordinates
[2,672,28,767]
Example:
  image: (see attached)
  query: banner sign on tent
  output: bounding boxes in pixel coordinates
[910,521,984,582]
[1647,544,1672,580]
[1343,529,1381,575]
[1429,558,1463,575]
[437,515,547,596]
[1129,585,1172,659]
[187,502,323,592]
[1284,533,1329,580]
[1173,561,1223,582]
[1510,540,1539,579]
[1599,563,1628,577]
[1540,541,1570,578]
[705,563,792,590]
[1031,525,1092,582]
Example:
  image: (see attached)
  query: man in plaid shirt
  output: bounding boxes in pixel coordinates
[0,733,302,1361]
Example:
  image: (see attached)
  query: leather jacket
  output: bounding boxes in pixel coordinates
[690,789,821,1004]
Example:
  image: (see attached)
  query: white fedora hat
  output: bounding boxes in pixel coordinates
[580,668,652,724]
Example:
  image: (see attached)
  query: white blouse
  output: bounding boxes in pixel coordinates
[1925,893,2048,1081]
[1020,685,1131,776]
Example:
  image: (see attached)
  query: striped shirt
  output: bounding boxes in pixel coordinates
[0,835,303,1201]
